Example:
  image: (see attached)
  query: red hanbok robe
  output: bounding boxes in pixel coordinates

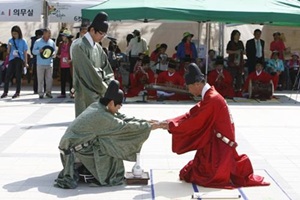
[243,71,273,92]
[126,69,155,97]
[157,71,190,100]
[207,69,235,98]
[167,86,269,188]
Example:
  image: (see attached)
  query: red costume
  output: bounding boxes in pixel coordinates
[207,69,235,98]
[167,86,269,188]
[126,69,155,97]
[243,71,273,92]
[157,71,190,100]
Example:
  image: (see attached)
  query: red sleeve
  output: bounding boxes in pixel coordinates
[207,71,217,85]
[156,72,165,84]
[147,70,155,84]
[223,71,233,85]
[167,100,215,154]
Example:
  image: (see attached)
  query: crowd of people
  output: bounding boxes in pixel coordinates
[0,20,299,101]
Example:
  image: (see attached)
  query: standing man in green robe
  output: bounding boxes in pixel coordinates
[55,80,160,189]
[72,12,115,117]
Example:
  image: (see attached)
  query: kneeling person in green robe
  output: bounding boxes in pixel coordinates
[55,80,158,189]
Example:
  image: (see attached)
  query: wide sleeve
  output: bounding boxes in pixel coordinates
[167,101,216,154]
[72,44,113,96]
[96,113,152,161]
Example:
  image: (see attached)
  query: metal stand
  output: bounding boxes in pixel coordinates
[289,67,300,103]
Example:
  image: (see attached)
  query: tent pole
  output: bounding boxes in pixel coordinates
[43,0,49,28]
[197,21,202,55]
[218,22,225,56]
[205,22,210,80]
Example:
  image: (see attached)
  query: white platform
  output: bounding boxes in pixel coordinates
[0,87,300,199]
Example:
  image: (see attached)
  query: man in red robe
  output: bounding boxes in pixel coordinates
[159,63,269,188]
[207,57,235,98]
[156,60,190,100]
[243,62,273,96]
[125,56,155,97]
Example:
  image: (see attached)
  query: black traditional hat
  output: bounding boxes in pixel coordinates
[142,55,150,65]
[90,12,109,33]
[168,59,177,69]
[184,63,205,85]
[215,56,224,66]
[40,45,54,59]
[73,18,91,29]
[104,80,124,105]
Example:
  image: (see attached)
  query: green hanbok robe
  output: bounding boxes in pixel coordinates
[55,102,151,189]
[72,36,115,117]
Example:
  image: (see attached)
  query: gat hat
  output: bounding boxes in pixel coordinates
[60,30,74,38]
[142,55,150,65]
[215,56,224,66]
[183,32,194,38]
[132,29,140,36]
[168,59,177,69]
[40,45,54,59]
[104,80,124,105]
[273,31,281,36]
[90,12,109,33]
[292,52,299,58]
[74,18,91,29]
[185,63,205,85]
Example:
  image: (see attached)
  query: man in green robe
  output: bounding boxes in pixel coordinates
[72,12,115,117]
[55,80,159,189]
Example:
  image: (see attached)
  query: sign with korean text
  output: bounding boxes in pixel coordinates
[0,2,42,22]
[48,1,105,23]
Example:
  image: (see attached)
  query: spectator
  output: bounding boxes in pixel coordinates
[246,29,265,74]
[207,56,235,98]
[1,26,28,99]
[270,32,290,60]
[226,29,245,92]
[176,32,198,62]
[287,52,300,89]
[32,28,56,99]
[156,59,189,100]
[266,51,284,90]
[56,30,74,98]
[126,56,155,97]
[126,29,148,73]
[0,44,8,87]
[243,62,273,94]
[150,43,168,74]
[30,29,44,94]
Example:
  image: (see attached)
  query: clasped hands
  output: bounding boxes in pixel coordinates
[148,120,169,130]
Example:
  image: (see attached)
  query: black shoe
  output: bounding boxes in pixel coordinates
[57,94,66,98]
[12,93,19,99]
[46,93,53,98]
[39,94,44,99]
[1,93,7,98]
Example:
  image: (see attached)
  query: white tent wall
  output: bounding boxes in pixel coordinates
[1,21,300,59]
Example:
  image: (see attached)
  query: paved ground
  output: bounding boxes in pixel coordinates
[1,86,300,200]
